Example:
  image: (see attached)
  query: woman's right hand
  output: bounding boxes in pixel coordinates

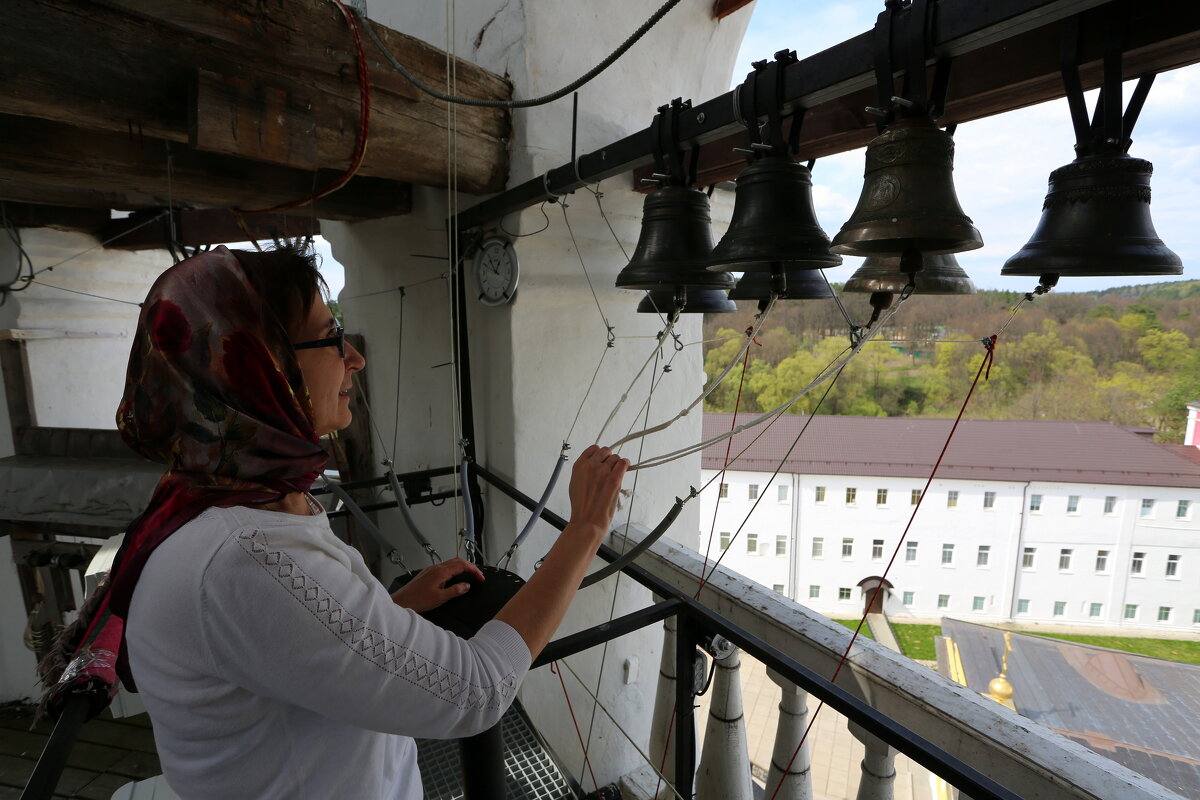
[567,445,629,540]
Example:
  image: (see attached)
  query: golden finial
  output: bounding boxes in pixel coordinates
[985,632,1016,710]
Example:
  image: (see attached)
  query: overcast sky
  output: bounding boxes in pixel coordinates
[731,0,1200,293]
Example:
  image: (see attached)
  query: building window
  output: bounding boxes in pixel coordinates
[809,585,820,599]
[1167,554,1180,577]
[983,491,996,509]
[838,588,852,601]
[872,540,884,560]
[903,591,914,605]
[1131,551,1145,574]
[846,487,857,505]
[1030,494,1042,512]
[1095,550,1109,573]
[1054,601,1066,617]
[941,543,954,565]
[1124,604,1138,620]
[812,538,824,558]
[905,541,918,562]
[776,535,788,557]
[1178,500,1190,519]
[841,538,854,558]
[719,531,731,550]
[911,489,922,505]
[1140,498,1155,517]
[1193,609,1200,625]
[748,484,759,500]
[773,584,785,594]
[876,488,888,505]
[1017,599,1030,614]
[1059,549,1073,571]
[1089,603,1103,618]
[815,486,826,503]
[719,483,729,499]
[1104,495,1117,514]
[1022,547,1036,569]
[1158,606,1172,622]
[972,596,985,612]
[746,532,758,554]
[778,484,789,502]
[976,545,990,567]
[1067,495,1080,513]
[938,594,950,609]
[947,490,959,508]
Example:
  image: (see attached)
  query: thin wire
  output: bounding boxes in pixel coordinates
[26,279,142,307]
[595,312,678,444]
[499,201,552,238]
[561,202,613,338]
[608,297,777,450]
[552,662,599,794]
[615,343,684,457]
[340,274,445,302]
[391,290,405,462]
[819,268,856,330]
[565,344,611,444]
[558,658,686,800]
[25,210,173,279]
[356,0,682,108]
[585,184,668,328]
[444,0,464,554]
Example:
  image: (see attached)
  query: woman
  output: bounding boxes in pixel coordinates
[41,244,627,799]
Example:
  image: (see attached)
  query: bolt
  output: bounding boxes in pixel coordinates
[696,112,706,124]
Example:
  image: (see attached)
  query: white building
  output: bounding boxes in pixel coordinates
[701,413,1200,634]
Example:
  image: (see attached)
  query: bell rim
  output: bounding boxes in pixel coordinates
[843,275,977,295]
[637,290,737,314]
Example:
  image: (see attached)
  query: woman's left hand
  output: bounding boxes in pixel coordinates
[390,558,485,613]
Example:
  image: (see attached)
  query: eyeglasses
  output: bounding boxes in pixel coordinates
[293,325,345,358]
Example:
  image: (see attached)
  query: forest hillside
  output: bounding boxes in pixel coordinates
[700,279,1200,442]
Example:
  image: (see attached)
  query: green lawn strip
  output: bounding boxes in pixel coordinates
[890,623,943,660]
[830,619,874,640]
[1022,632,1200,665]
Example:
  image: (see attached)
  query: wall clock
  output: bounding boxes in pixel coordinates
[472,236,519,307]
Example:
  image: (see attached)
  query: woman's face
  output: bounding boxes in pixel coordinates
[292,294,365,437]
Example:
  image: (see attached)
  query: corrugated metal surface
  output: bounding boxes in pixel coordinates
[701,414,1200,488]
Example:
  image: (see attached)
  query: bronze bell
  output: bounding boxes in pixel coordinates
[831,116,983,256]
[729,266,833,302]
[708,157,842,272]
[616,185,735,292]
[845,252,976,295]
[637,287,736,314]
[1002,152,1182,279]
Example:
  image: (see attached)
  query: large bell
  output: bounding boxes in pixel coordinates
[708,157,842,272]
[844,253,976,295]
[729,266,833,302]
[1002,152,1182,279]
[637,287,736,314]
[831,116,983,257]
[616,185,735,291]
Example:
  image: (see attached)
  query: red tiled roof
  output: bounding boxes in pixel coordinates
[701,414,1200,488]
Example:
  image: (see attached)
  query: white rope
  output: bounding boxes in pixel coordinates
[607,295,777,450]
[628,297,908,471]
[594,311,679,444]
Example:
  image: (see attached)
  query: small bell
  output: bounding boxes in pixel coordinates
[616,185,735,292]
[637,287,736,314]
[708,157,842,272]
[845,252,976,295]
[831,116,983,257]
[729,266,833,302]
[1002,153,1181,280]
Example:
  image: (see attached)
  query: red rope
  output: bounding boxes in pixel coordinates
[652,709,676,800]
[697,336,755,595]
[236,0,372,214]
[767,335,998,800]
[552,662,600,794]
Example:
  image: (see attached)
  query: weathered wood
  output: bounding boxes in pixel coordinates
[101,208,320,251]
[713,0,755,20]
[2,0,510,193]
[0,180,155,214]
[0,115,412,221]
[0,203,109,234]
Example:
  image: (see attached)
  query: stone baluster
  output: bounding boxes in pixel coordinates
[696,637,752,800]
[849,722,897,800]
[764,667,814,800]
[649,614,681,798]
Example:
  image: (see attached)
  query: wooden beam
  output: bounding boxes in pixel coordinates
[641,0,1200,189]
[2,0,510,193]
[713,0,755,21]
[0,203,110,234]
[0,115,412,221]
[100,208,320,251]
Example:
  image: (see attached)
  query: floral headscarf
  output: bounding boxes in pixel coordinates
[39,246,328,717]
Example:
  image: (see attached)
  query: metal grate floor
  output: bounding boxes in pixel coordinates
[416,701,579,800]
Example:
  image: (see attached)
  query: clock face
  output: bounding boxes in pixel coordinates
[474,239,518,306]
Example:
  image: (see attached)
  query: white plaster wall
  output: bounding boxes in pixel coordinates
[328,0,755,786]
[702,469,1200,634]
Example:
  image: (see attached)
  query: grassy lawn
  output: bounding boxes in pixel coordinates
[830,619,873,640]
[1023,632,1200,665]
[892,624,942,660]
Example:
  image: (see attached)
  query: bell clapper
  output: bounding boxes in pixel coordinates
[866,290,894,329]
